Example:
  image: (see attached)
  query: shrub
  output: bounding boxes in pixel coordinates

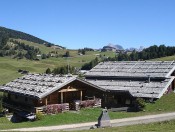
[45,68,51,74]
[135,98,146,111]
[36,112,43,120]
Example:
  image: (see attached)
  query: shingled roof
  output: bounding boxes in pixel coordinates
[85,61,175,98]
[86,77,174,98]
[0,74,77,99]
[85,61,175,79]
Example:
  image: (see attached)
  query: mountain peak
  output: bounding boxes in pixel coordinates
[106,43,124,50]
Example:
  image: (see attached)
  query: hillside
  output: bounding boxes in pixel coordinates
[151,55,175,61]
[12,39,65,54]
[0,50,115,84]
[0,26,63,48]
[0,26,48,44]
[0,26,66,60]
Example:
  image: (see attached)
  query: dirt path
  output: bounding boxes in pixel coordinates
[2,112,175,131]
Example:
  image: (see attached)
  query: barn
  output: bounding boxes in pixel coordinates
[85,61,175,108]
[0,61,175,115]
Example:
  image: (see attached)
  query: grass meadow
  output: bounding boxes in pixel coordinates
[0,50,115,85]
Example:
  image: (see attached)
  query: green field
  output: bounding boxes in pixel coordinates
[0,50,115,85]
[151,55,175,61]
[0,39,116,84]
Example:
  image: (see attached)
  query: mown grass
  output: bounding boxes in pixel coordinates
[151,55,175,61]
[145,93,175,112]
[1,93,175,130]
[0,108,101,130]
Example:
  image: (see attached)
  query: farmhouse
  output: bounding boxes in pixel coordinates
[0,74,102,114]
[85,61,175,107]
[0,61,175,115]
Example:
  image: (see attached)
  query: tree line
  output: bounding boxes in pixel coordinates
[46,65,75,74]
[81,57,99,70]
[115,45,175,61]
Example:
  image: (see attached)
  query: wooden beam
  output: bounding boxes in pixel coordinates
[80,90,82,101]
[61,92,63,104]
[45,98,48,106]
[59,88,79,93]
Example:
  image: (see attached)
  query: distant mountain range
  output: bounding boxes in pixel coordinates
[102,43,144,52]
[126,46,144,52]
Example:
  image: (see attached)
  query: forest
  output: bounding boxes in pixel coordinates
[116,45,175,61]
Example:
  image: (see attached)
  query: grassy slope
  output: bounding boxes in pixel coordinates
[0,39,116,84]
[151,55,175,61]
[1,93,175,130]
[13,39,65,54]
[0,53,115,85]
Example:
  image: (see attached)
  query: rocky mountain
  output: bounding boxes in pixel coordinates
[107,43,124,50]
[102,43,144,52]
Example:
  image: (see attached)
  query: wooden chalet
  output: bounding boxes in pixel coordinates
[0,74,102,114]
[1,61,175,115]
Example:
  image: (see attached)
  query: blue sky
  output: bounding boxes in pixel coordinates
[1,0,175,49]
